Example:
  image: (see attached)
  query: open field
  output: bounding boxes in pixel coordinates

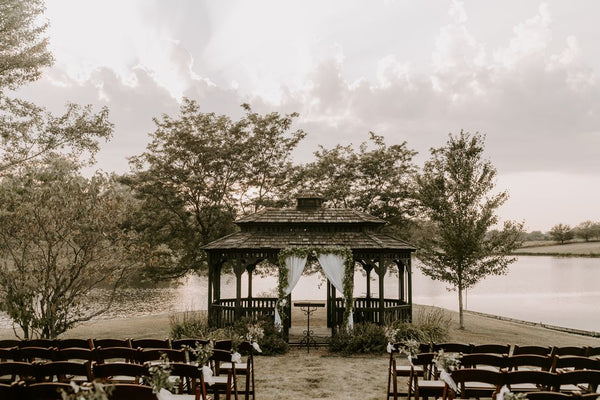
[2,305,599,399]
[515,240,600,256]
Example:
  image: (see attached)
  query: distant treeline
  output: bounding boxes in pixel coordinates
[522,220,600,244]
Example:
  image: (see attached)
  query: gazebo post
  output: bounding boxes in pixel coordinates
[235,257,243,321]
[407,257,413,322]
[326,279,331,327]
[378,255,385,324]
[397,260,405,303]
[207,253,213,324]
[247,264,255,300]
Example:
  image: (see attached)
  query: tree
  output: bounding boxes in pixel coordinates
[0,0,112,174]
[574,221,598,242]
[124,100,305,279]
[0,0,53,91]
[297,132,419,237]
[0,157,142,339]
[415,131,523,329]
[549,223,574,244]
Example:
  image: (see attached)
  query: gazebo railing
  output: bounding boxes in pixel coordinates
[334,297,411,325]
[211,298,281,328]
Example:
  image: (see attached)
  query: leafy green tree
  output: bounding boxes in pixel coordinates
[574,221,598,242]
[124,100,305,279]
[0,0,53,91]
[549,223,574,244]
[0,0,112,174]
[297,132,418,236]
[415,131,523,329]
[0,158,143,339]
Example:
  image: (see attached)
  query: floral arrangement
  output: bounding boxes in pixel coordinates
[503,391,528,400]
[60,381,113,400]
[399,339,421,358]
[183,341,214,366]
[433,350,461,372]
[145,353,179,394]
[247,323,265,343]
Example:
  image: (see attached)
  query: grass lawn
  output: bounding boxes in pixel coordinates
[1,305,599,399]
[515,240,600,256]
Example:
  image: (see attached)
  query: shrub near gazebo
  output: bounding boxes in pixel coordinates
[201,193,416,337]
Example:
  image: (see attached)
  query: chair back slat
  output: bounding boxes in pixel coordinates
[472,344,511,355]
[130,339,171,350]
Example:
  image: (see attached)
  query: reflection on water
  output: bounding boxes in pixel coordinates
[1,256,599,331]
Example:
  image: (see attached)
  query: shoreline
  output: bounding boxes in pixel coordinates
[463,309,600,338]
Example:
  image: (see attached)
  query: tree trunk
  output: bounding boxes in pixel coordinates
[458,287,464,330]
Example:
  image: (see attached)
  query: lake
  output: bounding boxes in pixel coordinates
[1,255,599,332]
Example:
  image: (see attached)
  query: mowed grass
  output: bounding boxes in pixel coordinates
[515,240,600,255]
[2,304,600,399]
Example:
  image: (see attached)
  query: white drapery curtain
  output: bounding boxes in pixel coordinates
[274,255,307,328]
[317,253,354,329]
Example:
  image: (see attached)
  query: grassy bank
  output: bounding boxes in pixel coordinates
[1,305,599,400]
[514,240,600,256]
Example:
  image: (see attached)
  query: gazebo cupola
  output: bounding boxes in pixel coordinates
[202,192,416,333]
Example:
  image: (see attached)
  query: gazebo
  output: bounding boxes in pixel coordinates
[201,193,416,334]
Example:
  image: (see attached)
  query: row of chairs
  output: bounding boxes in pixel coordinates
[407,343,600,358]
[0,348,240,400]
[0,382,163,400]
[443,368,600,400]
[0,339,256,400]
[388,343,600,400]
[0,337,196,351]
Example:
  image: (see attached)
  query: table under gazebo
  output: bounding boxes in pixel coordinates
[201,193,416,337]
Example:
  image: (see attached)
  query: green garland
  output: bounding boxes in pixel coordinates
[277,246,354,329]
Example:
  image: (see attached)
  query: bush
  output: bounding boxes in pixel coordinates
[330,323,388,355]
[390,306,451,344]
[330,307,452,355]
[170,310,211,339]
[169,312,288,355]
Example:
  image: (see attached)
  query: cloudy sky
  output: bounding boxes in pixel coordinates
[16,0,600,232]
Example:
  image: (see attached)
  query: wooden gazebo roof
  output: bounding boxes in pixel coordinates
[202,193,416,254]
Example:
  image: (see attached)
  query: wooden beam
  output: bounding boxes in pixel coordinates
[379,254,385,325]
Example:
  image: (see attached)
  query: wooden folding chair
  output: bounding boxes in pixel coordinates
[92,362,148,384]
[199,349,238,400]
[131,338,172,350]
[552,356,600,373]
[22,382,73,400]
[432,343,473,354]
[409,352,444,400]
[55,339,92,350]
[553,346,588,357]
[138,349,187,364]
[96,346,139,364]
[0,362,40,385]
[460,353,510,371]
[55,347,97,363]
[555,370,600,394]
[524,391,575,400]
[37,361,92,384]
[504,370,557,393]
[19,339,56,349]
[170,362,202,395]
[172,338,210,350]
[508,355,555,371]
[109,383,159,400]
[91,338,132,349]
[18,346,57,363]
[0,340,20,349]
[512,346,553,357]
[443,368,504,400]
[218,341,256,400]
[471,344,511,356]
